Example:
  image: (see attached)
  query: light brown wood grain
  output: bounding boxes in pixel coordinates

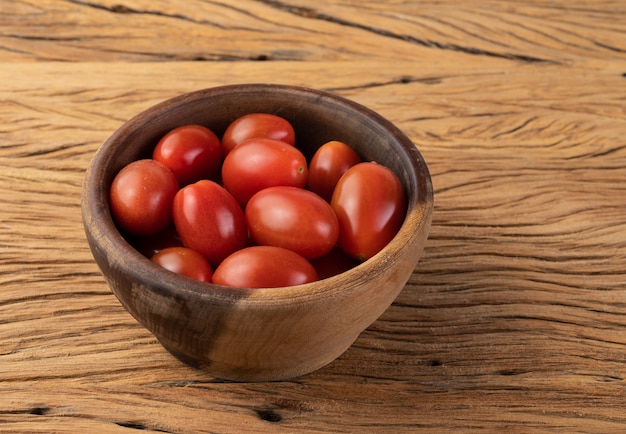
[2,0,625,64]
[2,59,625,432]
[1,0,626,431]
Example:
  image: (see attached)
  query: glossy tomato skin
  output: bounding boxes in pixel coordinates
[246,186,339,259]
[109,159,179,236]
[331,162,407,261]
[213,246,318,288]
[153,124,222,186]
[172,180,247,267]
[221,113,295,155]
[151,247,213,282]
[221,138,308,206]
[308,141,362,202]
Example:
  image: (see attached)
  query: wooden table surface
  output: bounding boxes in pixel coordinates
[1,1,625,432]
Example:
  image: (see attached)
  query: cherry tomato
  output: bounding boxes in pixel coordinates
[246,186,339,259]
[173,180,247,267]
[152,124,222,186]
[109,159,179,236]
[310,247,360,280]
[221,113,295,155]
[151,247,213,282]
[221,138,308,206]
[213,246,318,288]
[331,162,407,261]
[308,141,362,202]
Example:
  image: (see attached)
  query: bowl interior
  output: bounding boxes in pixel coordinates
[85,83,432,300]
[82,84,433,380]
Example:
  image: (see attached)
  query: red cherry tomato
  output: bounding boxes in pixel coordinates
[152,124,222,186]
[221,113,295,155]
[151,247,213,282]
[308,141,362,202]
[246,186,339,259]
[213,246,318,288]
[172,180,247,267]
[109,159,179,236]
[331,162,407,261]
[310,247,360,280]
[221,138,308,206]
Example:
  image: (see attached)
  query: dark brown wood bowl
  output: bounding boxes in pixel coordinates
[81,84,433,381]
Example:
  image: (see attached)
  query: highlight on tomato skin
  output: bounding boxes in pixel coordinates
[308,140,362,202]
[212,246,318,289]
[109,159,179,237]
[151,246,213,283]
[152,124,222,186]
[221,113,296,156]
[245,186,339,260]
[109,114,409,288]
[331,162,407,262]
[221,137,308,206]
[172,180,248,268]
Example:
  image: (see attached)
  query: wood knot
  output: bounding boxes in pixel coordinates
[110,5,133,13]
[256,409,282,422]
[29,407,50,415]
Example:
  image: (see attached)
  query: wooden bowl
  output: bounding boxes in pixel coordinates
[81,84,433,381]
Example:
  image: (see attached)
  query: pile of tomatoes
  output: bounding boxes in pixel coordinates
[109,113,407,288]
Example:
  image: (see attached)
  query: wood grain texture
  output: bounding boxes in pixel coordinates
[2,0,625,64]
[1,0,626,431]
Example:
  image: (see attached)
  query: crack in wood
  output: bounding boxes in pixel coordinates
[2,34,83,42]
[326,75,446,92]
[115,421,173,432]
[66,0,229,29]
[593,41,626,53]
[67,0,187,20]
[258,0,557,63]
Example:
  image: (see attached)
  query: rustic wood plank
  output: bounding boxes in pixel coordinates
[1,0,626,430]
[1,0,625,64]
[1,58,625,431]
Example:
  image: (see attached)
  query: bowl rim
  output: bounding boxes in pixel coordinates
[82,83,433,306]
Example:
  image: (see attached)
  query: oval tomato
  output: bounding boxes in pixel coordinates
[151,247,213,282]
[213,246,318,288]
[221,138,308,206]
[331,162,407,261]
[221,113,295,155]
[173,180,247,267]
[152,124,222,186]
[246,186,339,259]
[308,140,362,202]
[109,159,179,236]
